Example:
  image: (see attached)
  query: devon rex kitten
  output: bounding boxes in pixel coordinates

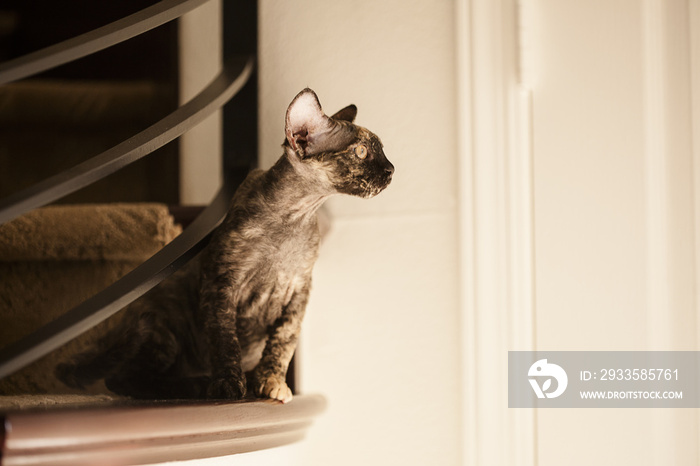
[56,88,394,403]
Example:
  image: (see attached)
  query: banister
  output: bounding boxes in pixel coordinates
[0,0,211,85]
[1,394,327,465]
[0,56,254,226]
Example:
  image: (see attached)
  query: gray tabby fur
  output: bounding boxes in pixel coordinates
[56,89,394,402]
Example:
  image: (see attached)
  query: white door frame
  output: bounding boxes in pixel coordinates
[457,0,536,464]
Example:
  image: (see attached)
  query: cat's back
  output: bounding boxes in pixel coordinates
[228,168,267,210]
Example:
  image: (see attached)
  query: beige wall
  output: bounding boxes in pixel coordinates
[258,1,462,465]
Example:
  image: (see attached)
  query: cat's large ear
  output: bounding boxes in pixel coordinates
[285,88,333,158]
[331,104,357,123]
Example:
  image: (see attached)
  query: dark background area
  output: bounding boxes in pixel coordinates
[0,0,180,205]
[0,0,260,206]
[222,0,258,180]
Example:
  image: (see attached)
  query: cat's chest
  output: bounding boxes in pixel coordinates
[228,225,317,315]
[232,259,307,336]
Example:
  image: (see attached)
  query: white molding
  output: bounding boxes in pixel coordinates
[689,0,700,458]
[642,0,671,349]
[691,0,700,355]
[641,4,671,466]
[455,0,477,464]
[509,84,536,466]
[457,0,535,464]
[643,1,697,464]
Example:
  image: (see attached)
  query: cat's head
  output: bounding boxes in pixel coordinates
[284,88,394,198]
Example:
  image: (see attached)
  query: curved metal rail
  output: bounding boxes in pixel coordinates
[0,57,253,226]
[0,0,211,85]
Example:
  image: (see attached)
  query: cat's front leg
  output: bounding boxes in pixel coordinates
[252,289,308,403]
[200,279,247,400]
[206,336,247,399]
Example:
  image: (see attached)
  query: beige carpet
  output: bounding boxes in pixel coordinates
[0,203,181,398]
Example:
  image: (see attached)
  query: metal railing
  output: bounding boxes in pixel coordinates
[0,0,209,86]
[0,0,254,379]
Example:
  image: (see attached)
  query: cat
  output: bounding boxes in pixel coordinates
[56,88,394,403]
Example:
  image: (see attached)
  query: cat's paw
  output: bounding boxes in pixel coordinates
[206,374,247,400]
[255,376,293,403]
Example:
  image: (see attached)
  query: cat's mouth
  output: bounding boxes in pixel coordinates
[361,172,393,198]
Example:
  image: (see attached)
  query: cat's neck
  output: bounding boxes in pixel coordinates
[262,153,334,223]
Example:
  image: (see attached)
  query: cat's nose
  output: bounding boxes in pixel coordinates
[384,162,395,176]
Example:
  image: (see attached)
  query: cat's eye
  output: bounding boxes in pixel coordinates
[354,144,368,159]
